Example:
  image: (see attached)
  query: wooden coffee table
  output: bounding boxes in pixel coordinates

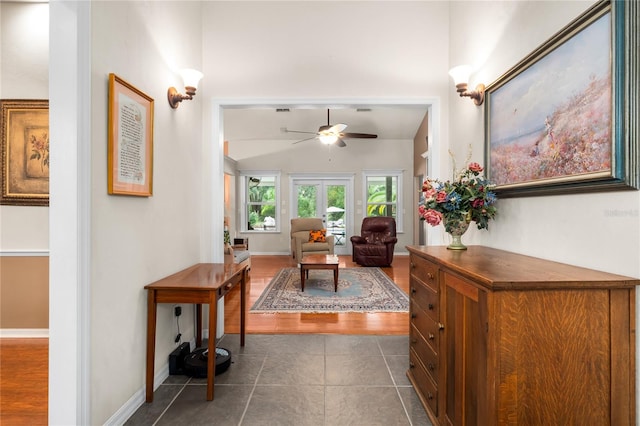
[299,254,340,292]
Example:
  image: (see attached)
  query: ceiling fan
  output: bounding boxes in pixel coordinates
[286,109,377,147]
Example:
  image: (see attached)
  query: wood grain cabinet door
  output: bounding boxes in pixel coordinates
[493,288,628,425]
[442,272,488,426]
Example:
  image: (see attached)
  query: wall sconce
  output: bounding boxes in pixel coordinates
[167,69,204,109]
[448,65,485,106]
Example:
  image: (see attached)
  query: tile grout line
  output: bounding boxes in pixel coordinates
[237,349,268,425]
[323,335,327,426]
[377,337,414,426]
[151,380,189,426]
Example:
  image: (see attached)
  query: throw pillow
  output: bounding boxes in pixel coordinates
[309,229,326,243]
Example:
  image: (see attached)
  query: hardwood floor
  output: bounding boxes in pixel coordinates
[0,338,48,426]
[0,254,409,424]
[223,254,410,335]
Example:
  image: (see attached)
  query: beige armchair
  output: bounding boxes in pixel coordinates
[290,218,335,261]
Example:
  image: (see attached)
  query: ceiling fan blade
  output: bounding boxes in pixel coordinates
[341,132,378,139]
[285,129,318,135]
[329,123,347,133]
[336,138,347,148]
[292,136,318,144]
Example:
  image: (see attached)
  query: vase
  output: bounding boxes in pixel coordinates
[443,216,470,250]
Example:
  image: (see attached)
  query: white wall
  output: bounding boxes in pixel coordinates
[201,0,452,254]
[0,2,49,251]
[202,2,451,99]
[231,137,415,254]
[448,0,640,415]
[448,0,640,279]
[87,1,204,423]
[45,0,640,423]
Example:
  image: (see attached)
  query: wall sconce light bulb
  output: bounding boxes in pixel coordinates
[449,65,484,106]
[168,68,204,109]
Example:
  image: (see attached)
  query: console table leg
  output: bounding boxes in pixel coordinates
[240,268,246,347]
[207,295,216,401]
[196,304,202,347]
[145,290,157,403]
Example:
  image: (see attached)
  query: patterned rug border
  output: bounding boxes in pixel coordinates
[250,267,409,313]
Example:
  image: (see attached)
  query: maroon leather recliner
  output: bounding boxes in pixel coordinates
[350,217,397,266]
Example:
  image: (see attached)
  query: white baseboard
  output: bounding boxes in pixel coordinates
[106,337,196,425]
[0,328,49,338]
[104,363,169,426]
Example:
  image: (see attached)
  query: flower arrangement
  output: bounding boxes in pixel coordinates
[418,159,497,233]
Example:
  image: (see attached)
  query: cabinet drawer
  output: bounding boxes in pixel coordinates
[409,349,438,416]
[217,272,242,298]
[410,324,439,382]
[410,255,439,292]
[410,302,440,354]
[410,277,439,322]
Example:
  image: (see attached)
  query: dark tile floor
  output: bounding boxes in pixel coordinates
[125,334,432,426]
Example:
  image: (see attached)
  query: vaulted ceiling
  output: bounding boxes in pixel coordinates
[222,106,429,144]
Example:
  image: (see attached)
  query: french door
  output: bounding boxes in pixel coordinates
[291,176,353,255]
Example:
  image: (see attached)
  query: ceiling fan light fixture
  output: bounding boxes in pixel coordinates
[319,133,338,144]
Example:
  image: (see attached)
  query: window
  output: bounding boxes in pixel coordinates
[363,170,403,231]
[240,172,279,232]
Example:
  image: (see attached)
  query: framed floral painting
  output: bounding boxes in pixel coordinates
[0,99,49,206]
[484,0,639,197]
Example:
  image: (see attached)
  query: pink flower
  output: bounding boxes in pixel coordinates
[468,162,483,172]
[423,209,443,226]
[421,181,433,191]
[435,191,448,203]
[423,188,436,200]
[472,199,484,208]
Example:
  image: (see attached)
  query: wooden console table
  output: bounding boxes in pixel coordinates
[144,263,247,402]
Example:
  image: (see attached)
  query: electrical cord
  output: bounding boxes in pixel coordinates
[175,309,182,343]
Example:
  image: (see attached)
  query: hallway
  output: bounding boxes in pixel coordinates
[125,333,431,425]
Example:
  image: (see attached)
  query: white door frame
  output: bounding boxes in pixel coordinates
[209,97,443,259]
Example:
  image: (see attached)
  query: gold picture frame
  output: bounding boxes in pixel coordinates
[1,99,49,206]
[108,73,154,196]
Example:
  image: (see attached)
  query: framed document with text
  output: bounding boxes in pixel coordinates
[108,73,154,196]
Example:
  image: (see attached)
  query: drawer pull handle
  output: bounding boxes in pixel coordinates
[427,272,434,280]
[411,313,417,319]
[438,323,445,330]
[428,363,435,371]
[409,362,415,369]
[410,262,415,269]
[411,338,417,344]
[427,392,434,400]
[411,287,416,294]
[428,333,435,340]
[428,303,434,310]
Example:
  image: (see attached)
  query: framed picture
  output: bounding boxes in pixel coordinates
[108,73,154,196]
[484,0,639,197]
[1,99,49,206]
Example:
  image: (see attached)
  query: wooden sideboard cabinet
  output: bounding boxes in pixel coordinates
[406,245,639,426]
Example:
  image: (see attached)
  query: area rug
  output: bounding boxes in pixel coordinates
[251,267,409,313]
